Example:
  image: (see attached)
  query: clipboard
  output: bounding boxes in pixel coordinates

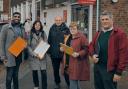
[8,37,27,57]
[33,40,50,59]
[60,43,74,55]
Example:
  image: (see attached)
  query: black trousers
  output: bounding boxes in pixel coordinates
[6,57,21,89]
[51,58,70,86]
[94,64,117,89]
[32,70,47,89]
[51,58,61,85]
[64,68,70,86]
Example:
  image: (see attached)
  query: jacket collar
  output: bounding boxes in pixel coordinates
[8,23,13,29]
[98,25,118,33]
[102,27,113,33]
[8,22,24,29]
[113,25,118,32]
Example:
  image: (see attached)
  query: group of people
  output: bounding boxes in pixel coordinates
[0,10,127,89]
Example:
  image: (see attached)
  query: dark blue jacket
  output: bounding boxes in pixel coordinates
[48,23,70,59]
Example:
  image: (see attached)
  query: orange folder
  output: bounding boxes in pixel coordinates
[60,43,74,55]
[8,37,27,57]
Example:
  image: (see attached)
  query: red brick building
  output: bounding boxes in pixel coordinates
[3,0,9,14]
[93,0,128,33]
[0,0,10,20]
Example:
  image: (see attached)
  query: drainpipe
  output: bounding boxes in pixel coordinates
[88,4,93,43]
[26,1,29,19]
[13,6,16,12]
[16,4,20,12]
[32,0,36,23]
[21,3,25,23]
[96,0,100,31]
[9,0,11,19]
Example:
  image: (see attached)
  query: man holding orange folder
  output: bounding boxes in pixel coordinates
[0,12,25,89]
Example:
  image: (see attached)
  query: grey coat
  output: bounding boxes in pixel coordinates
[0,23,25,67]
[28,31,48,70]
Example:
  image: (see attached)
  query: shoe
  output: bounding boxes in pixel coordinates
[54,84,60,89]
[34,87,39,89]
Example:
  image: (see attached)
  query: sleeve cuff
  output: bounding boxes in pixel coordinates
[0,56,7,61]
[115,70,123,76]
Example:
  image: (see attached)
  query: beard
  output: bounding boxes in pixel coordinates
[12,20,20,25]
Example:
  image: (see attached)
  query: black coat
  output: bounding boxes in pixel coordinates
[48,23,70,59]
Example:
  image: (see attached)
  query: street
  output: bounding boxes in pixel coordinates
[0,56,128,89]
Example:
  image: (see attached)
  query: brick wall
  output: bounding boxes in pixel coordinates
[93,0,128,34]
[3,0,9,14]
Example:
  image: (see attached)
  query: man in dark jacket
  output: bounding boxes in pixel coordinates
[89,11,128,89]
[48,16,70,89]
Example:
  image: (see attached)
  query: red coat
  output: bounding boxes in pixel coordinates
[68,32,90,81]
[89,26,128,74]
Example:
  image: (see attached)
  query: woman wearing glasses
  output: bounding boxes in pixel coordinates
[60,22,90,89]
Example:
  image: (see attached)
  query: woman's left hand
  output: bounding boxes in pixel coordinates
[113,74,121,82]
[72,52,79,58]
[35,54,42,60]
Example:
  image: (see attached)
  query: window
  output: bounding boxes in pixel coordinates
[71,4,89,37]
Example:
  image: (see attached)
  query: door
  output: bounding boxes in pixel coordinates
[71,4,89,37]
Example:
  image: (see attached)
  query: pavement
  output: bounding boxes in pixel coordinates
[0,56,128,89]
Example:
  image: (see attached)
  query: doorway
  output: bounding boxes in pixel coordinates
[71,4,89,37]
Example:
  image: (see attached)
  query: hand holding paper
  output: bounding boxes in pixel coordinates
[72,52,79,58]
[33,40,50,59]
[60,43,74,55]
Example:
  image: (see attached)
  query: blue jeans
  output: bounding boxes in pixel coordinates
[6,65,20,89]
[6,56,22,89]
[70,80,81,89]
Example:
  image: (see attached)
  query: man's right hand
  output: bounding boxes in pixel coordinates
[60,47,64,52]
[92,54,99,63]
[3,59,8,65]
[0,56,7,65]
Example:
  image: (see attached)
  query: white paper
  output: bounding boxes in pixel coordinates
[33,40,50,59]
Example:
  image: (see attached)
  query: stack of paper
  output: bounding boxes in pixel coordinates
[34,40,50,59]
[60,43,74,55]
